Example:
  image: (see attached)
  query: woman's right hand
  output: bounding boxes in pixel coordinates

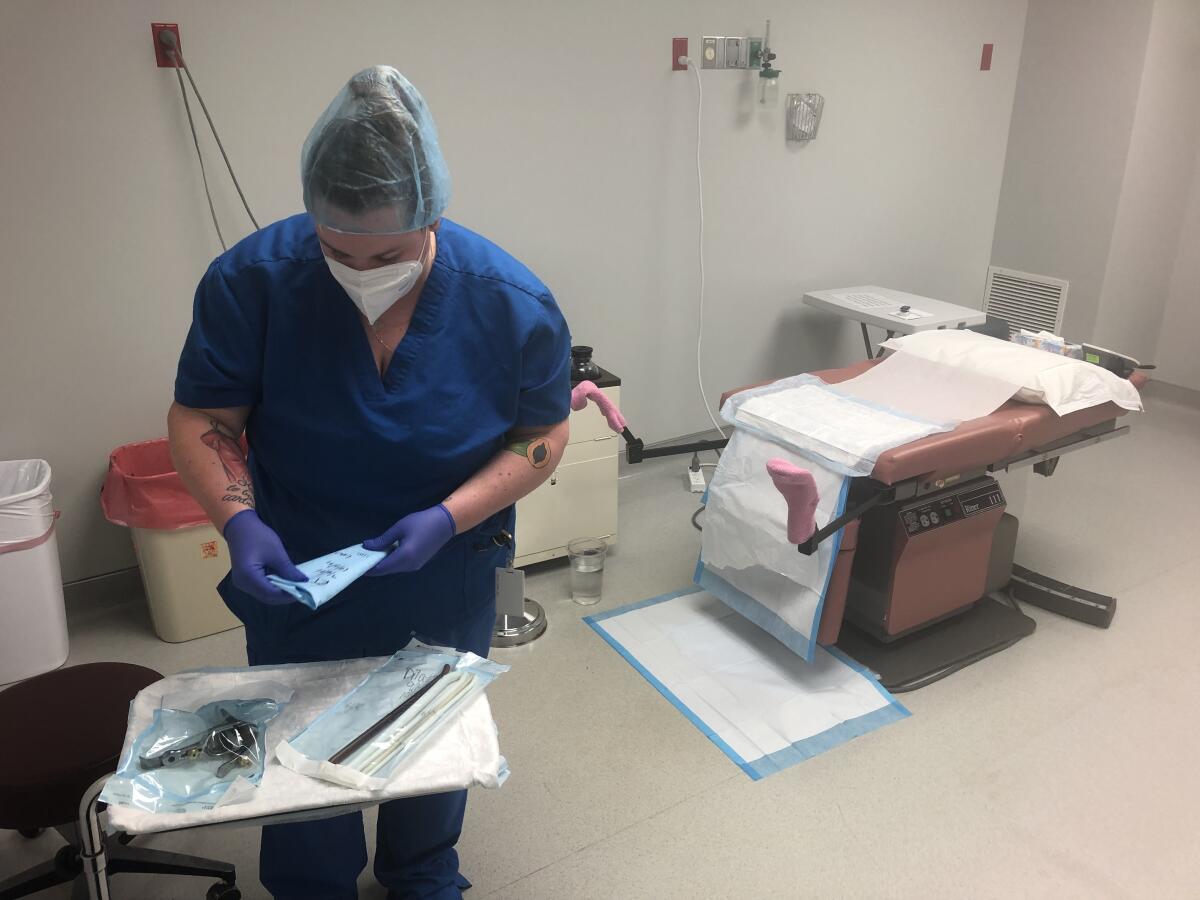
[223,509,308,605]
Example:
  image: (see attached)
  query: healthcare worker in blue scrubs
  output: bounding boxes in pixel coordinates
[168,66,571,899]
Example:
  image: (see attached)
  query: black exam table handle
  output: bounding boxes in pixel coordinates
[621,426,728,465]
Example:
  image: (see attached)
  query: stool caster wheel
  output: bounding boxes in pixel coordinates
[17,827,44,839]
[207,882,241,900]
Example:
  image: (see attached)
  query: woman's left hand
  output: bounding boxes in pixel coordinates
[363,504,457,575]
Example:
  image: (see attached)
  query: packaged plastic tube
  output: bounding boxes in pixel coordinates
[276,648,507,790]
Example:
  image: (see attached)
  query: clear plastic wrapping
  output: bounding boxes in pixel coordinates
[277,648,507,791]
[1011,329,1085,359]
[102,680,292,814]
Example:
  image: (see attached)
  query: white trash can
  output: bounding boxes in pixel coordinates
[0,459,69,683]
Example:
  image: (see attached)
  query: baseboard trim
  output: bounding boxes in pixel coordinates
[63,567,144,609]
[1144,379,1200,408]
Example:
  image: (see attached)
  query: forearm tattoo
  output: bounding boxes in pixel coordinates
[506,437,552,469]
[201,417,255,508]
[221,475,255,508]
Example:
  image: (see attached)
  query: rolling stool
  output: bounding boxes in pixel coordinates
[0,663,240,900]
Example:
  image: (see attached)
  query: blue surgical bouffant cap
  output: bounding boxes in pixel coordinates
[301,66,451,234]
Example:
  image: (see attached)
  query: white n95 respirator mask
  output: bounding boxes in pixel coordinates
[324,231,428,324]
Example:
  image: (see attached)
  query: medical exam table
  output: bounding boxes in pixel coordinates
[719,361,1148,690]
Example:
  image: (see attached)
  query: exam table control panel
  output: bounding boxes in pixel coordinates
[899,482,1005,537]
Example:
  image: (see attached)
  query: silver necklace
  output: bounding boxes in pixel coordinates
[367,322,394,352]
[363,237,431,354]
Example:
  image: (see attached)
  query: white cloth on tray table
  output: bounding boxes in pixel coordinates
[105,657,506,835]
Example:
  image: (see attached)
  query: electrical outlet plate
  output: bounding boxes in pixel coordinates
[151,22,182,68]
[672,36,688,71]
[725,37,749,68]
[698,35,758,70]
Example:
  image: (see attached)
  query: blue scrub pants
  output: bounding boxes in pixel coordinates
[245,597,496,899]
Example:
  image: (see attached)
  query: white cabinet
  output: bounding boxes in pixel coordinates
[514,385,620,567]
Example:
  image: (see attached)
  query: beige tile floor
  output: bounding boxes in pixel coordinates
[3,385,1198,899]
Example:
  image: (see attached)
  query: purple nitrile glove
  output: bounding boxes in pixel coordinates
[363,504,456,576]
[223,509,308,605]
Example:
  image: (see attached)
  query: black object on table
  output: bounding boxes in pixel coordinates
[328,664,453,765]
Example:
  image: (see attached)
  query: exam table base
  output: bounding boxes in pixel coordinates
[835,594,1036,692]
[1009,565,1118,628]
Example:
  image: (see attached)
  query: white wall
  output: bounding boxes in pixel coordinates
[990,0,1155,341]
[0,0,1027,581]
[1092,0,1200,363]
[1155,145,1200,391]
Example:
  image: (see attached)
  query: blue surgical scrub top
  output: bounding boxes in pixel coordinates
[175,215,571,659]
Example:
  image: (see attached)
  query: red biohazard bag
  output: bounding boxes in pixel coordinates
[100,439,211,530]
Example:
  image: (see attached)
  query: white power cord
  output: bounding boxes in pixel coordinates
[682,56,727,440]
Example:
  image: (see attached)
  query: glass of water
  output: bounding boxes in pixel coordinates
[567,537,607,606]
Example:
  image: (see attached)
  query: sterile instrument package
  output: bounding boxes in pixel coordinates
[277,647,508,791]
[102,678,293,815]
